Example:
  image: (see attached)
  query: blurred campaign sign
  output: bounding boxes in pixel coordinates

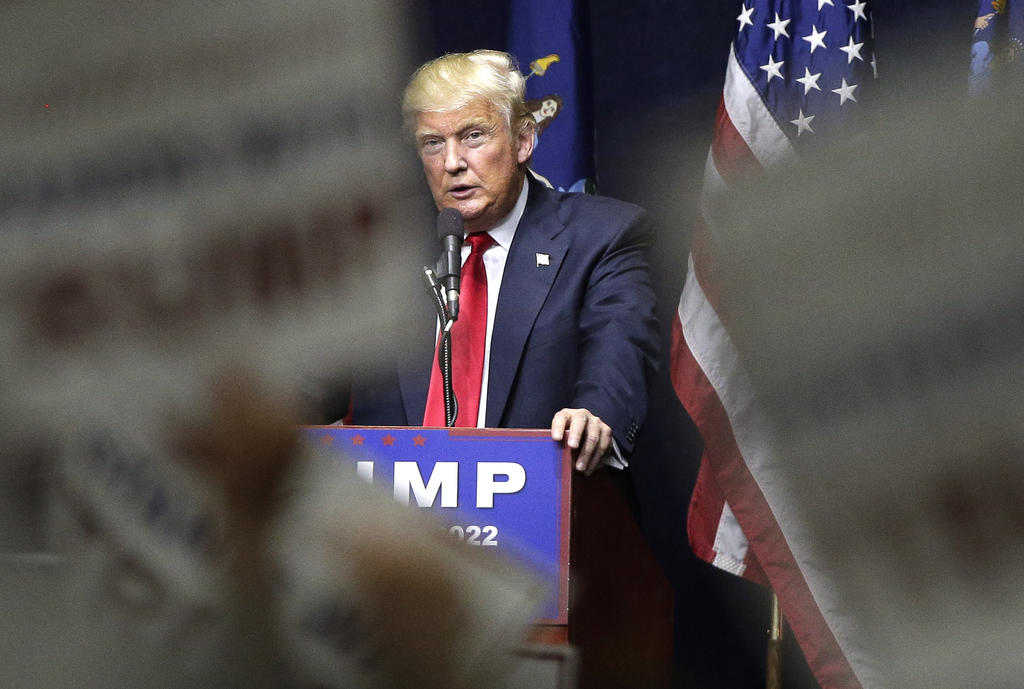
[0,4,547,689]
[271,440,546,689]
[0,0,420,423]
[25,412,544,689]
[700,87,1024,689]
[305,426,571,623]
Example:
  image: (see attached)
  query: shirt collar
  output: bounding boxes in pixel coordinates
[476,176,528,251]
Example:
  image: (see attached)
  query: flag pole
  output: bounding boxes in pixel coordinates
[766,592,784,689]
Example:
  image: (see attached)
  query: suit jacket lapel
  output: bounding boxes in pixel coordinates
[486,180,567,427]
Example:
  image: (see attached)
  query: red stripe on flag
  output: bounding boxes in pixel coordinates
[671,314,766,584]
[685,450,721,566]
[710,96,763,184]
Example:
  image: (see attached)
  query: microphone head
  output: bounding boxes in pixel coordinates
[436,207,464,242]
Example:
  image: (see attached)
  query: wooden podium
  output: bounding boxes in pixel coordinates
[552,467,673,689]
[303,426,673,689]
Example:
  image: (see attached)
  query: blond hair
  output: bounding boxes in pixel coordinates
[402,50,533,136]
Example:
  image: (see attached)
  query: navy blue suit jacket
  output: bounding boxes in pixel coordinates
[351,177,659,454]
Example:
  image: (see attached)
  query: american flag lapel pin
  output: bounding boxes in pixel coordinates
[536,253,550,267]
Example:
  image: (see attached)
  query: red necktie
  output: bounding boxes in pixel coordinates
[423,231,495,427]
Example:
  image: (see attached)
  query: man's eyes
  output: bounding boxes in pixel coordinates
[420,130,487,153]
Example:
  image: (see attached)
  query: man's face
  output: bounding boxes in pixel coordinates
[415,99,534,234]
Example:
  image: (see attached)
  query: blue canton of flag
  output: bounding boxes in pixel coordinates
[735,0,876,150]
[508,0,596,193]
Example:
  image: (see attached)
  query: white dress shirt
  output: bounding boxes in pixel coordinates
[464,177,529,427]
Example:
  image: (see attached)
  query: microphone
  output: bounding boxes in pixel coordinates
[435,208,464,321]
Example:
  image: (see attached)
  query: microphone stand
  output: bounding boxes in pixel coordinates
[421,267,458,427]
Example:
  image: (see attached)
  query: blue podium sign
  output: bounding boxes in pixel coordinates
[301,426,571,623]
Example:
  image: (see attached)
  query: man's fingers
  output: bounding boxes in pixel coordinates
[550,409,572,442]
[550,408,585,447]
[551,408,613,473]
[584,422,613,476]
[574,416,601,468]
[567,410,590,449]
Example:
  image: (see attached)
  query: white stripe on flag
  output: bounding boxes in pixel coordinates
[722,44,794,168]
[711,501,748,576]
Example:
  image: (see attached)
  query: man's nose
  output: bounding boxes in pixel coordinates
[443,142,466,173]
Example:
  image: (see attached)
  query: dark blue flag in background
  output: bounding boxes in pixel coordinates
[971,0,1024,94]
[508,0,596,193]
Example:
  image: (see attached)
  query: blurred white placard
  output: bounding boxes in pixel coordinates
[710,91,1024,689]
[0,0,420,420]
[0,5,549,689]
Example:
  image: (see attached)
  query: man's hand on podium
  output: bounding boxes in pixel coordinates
[550,407,613,475]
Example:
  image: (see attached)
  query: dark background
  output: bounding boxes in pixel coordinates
[405,2,975,686]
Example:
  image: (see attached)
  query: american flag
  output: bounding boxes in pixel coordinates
[670,1,875,688]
